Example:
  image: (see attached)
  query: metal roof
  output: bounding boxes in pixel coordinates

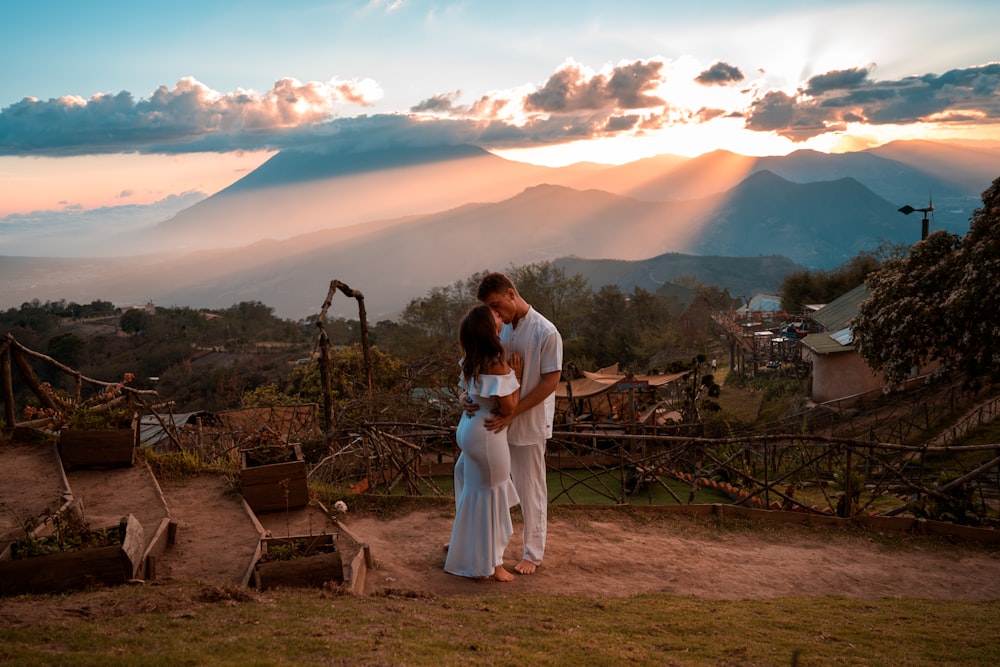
[812,284,870,332]
[801,330,855,355]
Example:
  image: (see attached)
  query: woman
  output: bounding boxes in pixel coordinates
[445,304,522,581]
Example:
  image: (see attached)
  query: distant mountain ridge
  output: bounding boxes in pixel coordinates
[145,138,990,253]
[54,171,910,318]
[221,143,497,192]
[2,138,995,319]
[553,253,800,301]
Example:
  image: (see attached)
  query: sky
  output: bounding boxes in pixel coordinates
[2,0,999,240]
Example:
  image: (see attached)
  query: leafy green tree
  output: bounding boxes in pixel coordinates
[79,300,117,318]
[780,251,881,314]
[400,280,476,340]
[119,309,148,334]
[626,286,681,362]
[854,176,1000,390]
[242,383,301,407]
[950,178,1000,386]
[579,284,632,367]
[371,319,447,361]
[1,300,59,335]
[508,262,591,337]
[285,344,405,403]
[46,332,85,368]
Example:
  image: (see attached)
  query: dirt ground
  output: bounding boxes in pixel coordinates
[2,440,1000,627]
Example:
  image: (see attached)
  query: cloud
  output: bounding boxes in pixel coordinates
[804,66,872,95]
[695,62,744,86]
[410,91,462,113]
[3,59,999,156]
[364,0,405,13]
[341,59,1000,149]
[524,60,666,112]
[745,62,1000,141]
[0,76,382,156]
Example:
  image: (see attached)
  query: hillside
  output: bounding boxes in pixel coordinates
[2,139,994,319]
[0,173,926,319]
[554,253,800,299]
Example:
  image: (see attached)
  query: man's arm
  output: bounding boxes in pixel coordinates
[484,369,560,433]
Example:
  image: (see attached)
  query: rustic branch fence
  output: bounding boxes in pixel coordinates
[307,420,1000,526]
[5,312,998,531]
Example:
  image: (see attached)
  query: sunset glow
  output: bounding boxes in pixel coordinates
[0,152,274,217]
[2,1,999,254]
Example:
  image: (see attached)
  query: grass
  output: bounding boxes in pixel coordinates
[0,584,996,666]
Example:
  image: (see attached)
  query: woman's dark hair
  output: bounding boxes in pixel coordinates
[459,304,504,382]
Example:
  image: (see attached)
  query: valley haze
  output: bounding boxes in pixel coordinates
[1,139,996,321]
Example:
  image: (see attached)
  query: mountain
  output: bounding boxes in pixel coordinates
[142,144,571,251]
[688,170,909,266]
[142,139,990,253]
[552,253,800,301]
[867,139,1000,196]
[3,139,994,319]
[41,171,905,319]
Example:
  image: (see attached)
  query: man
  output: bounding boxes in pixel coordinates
[471,272,562,574]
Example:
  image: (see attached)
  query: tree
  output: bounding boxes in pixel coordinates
[119,309,148,334]
[400,280,475,341]
[508,262,590,338]
[579,284,633,368]
[780,251,882,314]
[941,176,1000,386]
[853,176,1000,390]
[46,332,85,368]
[285,344,405,404]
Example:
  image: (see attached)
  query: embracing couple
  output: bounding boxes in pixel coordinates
[444,272,563,582]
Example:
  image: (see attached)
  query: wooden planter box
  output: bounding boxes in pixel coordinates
[240,443,309,513]
[254,533,343,589]
[59,428,136,470]
[0,514,144,596]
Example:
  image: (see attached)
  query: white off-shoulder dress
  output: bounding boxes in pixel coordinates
[445,370,520,578]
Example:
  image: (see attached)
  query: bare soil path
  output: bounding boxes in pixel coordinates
[349,503,1000,600]
[2,440,999,630]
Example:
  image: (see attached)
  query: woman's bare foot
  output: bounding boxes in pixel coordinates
[493,565,515,582]
[514,559,537,575]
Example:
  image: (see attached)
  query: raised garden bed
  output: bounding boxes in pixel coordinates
[59,428,136,470]
[240,442,309,513]
[0,513,144,596]
[253,533,343,589]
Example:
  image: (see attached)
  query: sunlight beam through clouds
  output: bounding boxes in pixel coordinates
[2,0,1000,220]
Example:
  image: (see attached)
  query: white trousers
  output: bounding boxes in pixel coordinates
[455,440,548,564]
[509,441,548,564]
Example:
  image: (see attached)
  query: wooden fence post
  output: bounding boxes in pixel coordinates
[1,344,15,427]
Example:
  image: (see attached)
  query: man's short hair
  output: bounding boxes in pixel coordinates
[477,272,516,301]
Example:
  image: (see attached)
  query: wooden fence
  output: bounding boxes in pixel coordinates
[309,420,1000,527]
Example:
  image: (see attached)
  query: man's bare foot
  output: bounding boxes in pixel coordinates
[442,542,449,552]
[514,559,538,575]
[493,565,515,582]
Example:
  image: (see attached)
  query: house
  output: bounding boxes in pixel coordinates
[676,295,714,338]
[799,285,883,404]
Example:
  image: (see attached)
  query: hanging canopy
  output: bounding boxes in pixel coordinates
[556,364,690,399]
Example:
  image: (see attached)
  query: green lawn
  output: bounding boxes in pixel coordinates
[1,585,996,666]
